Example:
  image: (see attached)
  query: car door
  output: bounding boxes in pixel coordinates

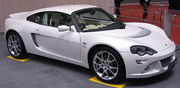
[29,12,81,61]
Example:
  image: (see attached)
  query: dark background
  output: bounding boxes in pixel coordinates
[122,0,168,3]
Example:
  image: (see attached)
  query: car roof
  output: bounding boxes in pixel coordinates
[33,4,97,15]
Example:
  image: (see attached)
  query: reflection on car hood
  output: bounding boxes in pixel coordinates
[90,24,151,38]
[127,26,151,38]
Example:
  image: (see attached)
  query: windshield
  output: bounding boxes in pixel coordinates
[74,8,125,32]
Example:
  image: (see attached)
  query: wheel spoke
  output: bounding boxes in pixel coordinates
[108,68,116,76]
[96,66,102,71]
[105,71,110,79]
[101,52,104,60]
[101,70,106,77]
[93,62,103,71]
[8,45,13,51]
[95,55,103,62]
[108,59,116,64]
[17,44,21,47]
[15,37,20,44]
[12,36,15,42]
[109,66,118,70]
[16,47,21,52]
[8,39,12,44]
[14,48,19,56]
[10,36,14,42]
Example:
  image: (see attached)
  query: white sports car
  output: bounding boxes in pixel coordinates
[5,5,177,83]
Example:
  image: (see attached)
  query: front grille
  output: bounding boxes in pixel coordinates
[161,56,172,67]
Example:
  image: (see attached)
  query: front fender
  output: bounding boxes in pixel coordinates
[80,33,139,67]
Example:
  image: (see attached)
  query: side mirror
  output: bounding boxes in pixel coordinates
[58,25,70,32]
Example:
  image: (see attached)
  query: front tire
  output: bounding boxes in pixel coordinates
[6,32,27,59]
[89,47,126,84]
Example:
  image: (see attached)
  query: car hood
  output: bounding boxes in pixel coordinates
[89,24,150,38]
[86,23,172,51]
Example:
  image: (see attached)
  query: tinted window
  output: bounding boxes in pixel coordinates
[27,13,43,24]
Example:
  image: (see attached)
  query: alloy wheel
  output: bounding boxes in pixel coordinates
[93,51,119,80]
[7,35,22,56]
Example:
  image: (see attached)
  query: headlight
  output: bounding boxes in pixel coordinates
[130,45,157,56]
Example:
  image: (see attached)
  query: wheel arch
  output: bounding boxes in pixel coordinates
[5,29,19,40]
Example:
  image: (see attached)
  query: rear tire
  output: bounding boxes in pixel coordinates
[89,46,126,84]
[6,32,27,59]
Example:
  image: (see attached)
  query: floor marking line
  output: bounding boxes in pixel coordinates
[89,77,127,88]
[6,56,30,62]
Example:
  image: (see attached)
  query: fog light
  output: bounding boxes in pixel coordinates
[136,59,148,64]
[143,61,158,73]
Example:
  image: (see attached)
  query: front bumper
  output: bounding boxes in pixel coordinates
[166,57,177,72]
[120,43,177,78]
